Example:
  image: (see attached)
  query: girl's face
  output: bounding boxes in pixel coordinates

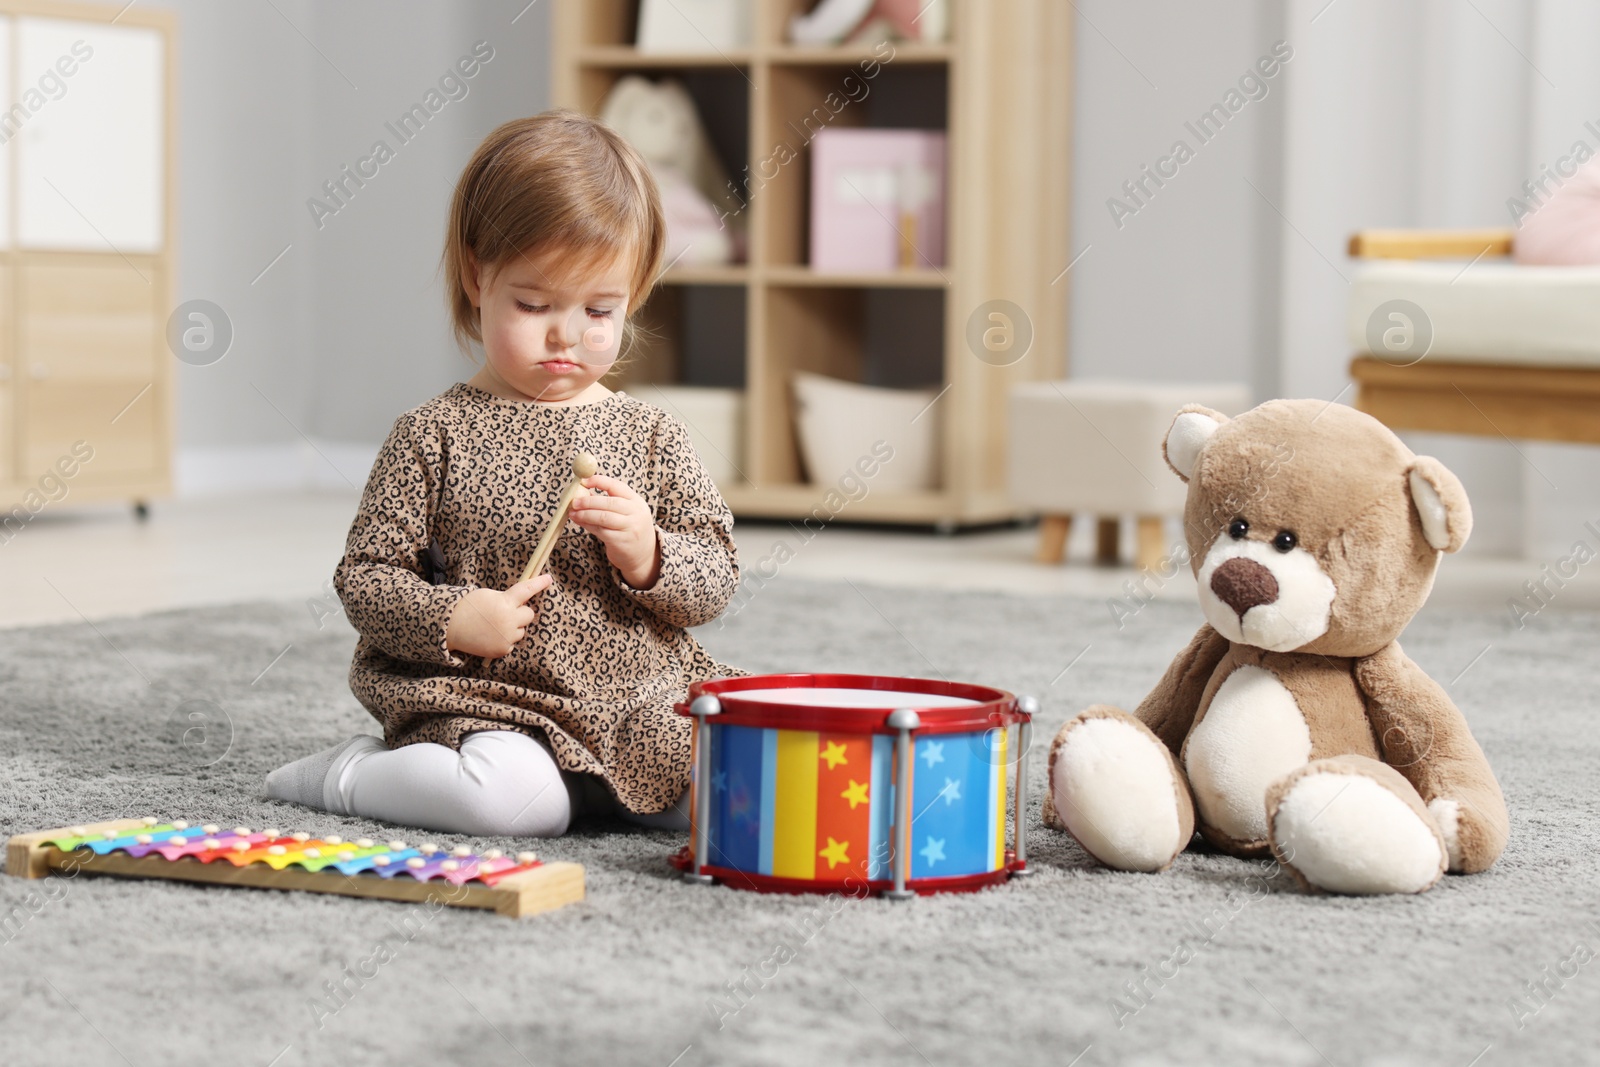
[464,243,633,404]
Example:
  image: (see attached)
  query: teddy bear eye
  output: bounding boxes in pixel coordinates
[1272,530,1298,553]
[1227,519,1249,540]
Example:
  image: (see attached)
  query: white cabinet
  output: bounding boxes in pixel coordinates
[15,16,164,253]
[0,17,11,249]
[0,0,173,510]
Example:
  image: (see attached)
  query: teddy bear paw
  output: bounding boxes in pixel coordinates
[1268,762,1446,894]
[1050,711,1190,872]
[1426,798,1463,870]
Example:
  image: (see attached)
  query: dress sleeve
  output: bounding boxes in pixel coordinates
[333,412,473,667]
[617,412,741,628]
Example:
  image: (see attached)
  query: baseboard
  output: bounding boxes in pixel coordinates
[175,440,380,496]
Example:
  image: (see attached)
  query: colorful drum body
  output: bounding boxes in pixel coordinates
[672,673,1033,896]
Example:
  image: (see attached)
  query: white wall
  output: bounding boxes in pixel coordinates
[1067,0,1286,401]
[159,0,550,491]
[163,0,318,489]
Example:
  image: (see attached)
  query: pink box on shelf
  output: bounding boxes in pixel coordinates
[809,128,947,272]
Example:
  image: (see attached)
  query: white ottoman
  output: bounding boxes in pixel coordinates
[1007,380,1252,569]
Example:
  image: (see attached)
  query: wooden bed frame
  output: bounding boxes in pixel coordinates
[1347,228,1600,445]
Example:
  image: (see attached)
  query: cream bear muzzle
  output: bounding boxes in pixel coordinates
[1196,536,1336,652]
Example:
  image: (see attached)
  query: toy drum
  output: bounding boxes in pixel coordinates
[671,673,1036,898]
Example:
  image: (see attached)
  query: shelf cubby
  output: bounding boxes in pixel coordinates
[626,282,747,389]
[756,60,946,271]
[754,282,944,490]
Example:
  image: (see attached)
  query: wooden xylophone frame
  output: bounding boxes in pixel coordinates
[6,819,585,919]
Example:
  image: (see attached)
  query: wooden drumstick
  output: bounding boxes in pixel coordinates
[520,452,598,582]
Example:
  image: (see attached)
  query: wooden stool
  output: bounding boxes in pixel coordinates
[1035,515,1168,572]
[1008,380,1252,571]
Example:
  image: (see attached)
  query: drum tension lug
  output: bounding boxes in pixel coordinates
[885,707,922,901]
[687,694,723,885]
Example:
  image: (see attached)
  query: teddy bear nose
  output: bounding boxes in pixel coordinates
[1210,557,1279,617]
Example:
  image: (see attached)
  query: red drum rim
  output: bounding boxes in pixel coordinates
[668,846,1025,896]
[678,672,1026,735]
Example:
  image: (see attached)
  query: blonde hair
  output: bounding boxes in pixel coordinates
[441,109,665,356]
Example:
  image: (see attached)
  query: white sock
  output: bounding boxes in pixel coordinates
[262,735,380,811]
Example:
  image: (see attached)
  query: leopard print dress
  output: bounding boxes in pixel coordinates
[333,382,743,814]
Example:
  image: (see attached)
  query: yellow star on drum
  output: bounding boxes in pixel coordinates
[840,779,869,810]
[820,740,849,770]
[818,837,851,870]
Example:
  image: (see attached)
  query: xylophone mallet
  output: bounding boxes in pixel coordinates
[520,452,598,582]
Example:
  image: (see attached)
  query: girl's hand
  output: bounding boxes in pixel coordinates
[568,473,661,589]
[445,575,552,659]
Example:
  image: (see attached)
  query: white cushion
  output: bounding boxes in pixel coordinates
[1006,380,1251,514]
[1348,261,1600,367]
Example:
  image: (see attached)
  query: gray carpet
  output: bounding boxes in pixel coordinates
[0,578,1593,1067]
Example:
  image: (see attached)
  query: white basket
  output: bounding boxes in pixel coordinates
[637,0,751,51]
[792,372,940,492]
[628,384,745,486]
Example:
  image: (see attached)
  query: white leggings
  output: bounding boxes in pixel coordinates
[326,731,688,838]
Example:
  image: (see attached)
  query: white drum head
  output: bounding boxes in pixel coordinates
[727,687,978,709]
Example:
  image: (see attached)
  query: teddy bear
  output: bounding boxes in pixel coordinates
[598,75,747,267]
[1041,398,1508,894]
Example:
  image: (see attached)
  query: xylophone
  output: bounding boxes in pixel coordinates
[6,818,584,918]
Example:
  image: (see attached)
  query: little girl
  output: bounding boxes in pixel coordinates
[264,110,742,837]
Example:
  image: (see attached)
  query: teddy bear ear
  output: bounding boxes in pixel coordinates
[1408,456,1472,553]
[1163,405,1229,482]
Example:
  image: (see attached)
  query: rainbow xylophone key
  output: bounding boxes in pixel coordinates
[5,818,584,918]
